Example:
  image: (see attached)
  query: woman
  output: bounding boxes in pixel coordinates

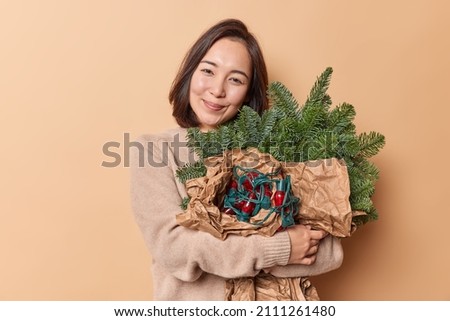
[130,18,343,300]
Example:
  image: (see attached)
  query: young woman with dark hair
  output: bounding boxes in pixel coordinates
[130,19,343,300]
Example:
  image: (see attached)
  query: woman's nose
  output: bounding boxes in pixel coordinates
[209,78,226,98]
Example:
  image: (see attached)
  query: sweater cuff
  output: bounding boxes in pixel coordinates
[260,231,291,268]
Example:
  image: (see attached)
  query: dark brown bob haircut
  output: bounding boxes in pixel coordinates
[169,18,269,128]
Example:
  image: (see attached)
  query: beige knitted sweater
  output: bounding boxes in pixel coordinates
[130,127,344,300]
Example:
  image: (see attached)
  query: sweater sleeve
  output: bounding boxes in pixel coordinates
[130,134,291,282]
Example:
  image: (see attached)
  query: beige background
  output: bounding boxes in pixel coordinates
[1,0,449,300]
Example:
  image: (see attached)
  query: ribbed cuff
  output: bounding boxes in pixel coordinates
[261,231,291,268]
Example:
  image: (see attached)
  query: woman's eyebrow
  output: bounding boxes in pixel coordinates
[200,60,250,80]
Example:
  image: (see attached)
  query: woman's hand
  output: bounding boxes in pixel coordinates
[286,225,328,265]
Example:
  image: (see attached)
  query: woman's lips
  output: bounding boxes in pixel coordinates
[203,99,226,111]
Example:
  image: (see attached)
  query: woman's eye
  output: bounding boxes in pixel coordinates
[230,77,244,85]
[200,68,213,75]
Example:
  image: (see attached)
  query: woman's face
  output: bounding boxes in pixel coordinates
[189,38,252,131]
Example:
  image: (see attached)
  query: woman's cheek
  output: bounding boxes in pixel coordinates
[190,73,208,94]
[230,87,248,106]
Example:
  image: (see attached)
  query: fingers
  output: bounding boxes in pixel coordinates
[286,224,326,265]
[298,255,317,265]
[300,241,319,265]
[300,224,328,240]
[310,229,328,240]
[288,240,320,265]
[306,244,319,256]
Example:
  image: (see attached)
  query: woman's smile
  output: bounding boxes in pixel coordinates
[202,99,227,111]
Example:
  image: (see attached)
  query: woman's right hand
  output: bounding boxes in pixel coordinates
[286,225,328,265]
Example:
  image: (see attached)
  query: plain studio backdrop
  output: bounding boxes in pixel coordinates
[1,0,449,300]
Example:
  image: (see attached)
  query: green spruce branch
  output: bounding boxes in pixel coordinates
[177,67,386,226]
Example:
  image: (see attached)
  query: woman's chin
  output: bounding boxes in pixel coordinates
[199,122,219,132]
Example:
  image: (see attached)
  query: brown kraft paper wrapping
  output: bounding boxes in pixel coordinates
[283,158,353,238]
[176,148,353,301]
[225,273,320,301]
[177,148,285,240]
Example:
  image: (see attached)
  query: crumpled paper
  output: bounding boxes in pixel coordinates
[225,273,319,301]
[176,147,356,301]
[177,148,354,238]
[283,158,353,237]
[177,148,285,240]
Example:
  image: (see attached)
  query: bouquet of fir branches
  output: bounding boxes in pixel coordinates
[176,67,385,300]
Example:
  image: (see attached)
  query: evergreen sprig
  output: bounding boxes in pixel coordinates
[176,160,206,185]
[303,66,333,110]
[177,67,385,227]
